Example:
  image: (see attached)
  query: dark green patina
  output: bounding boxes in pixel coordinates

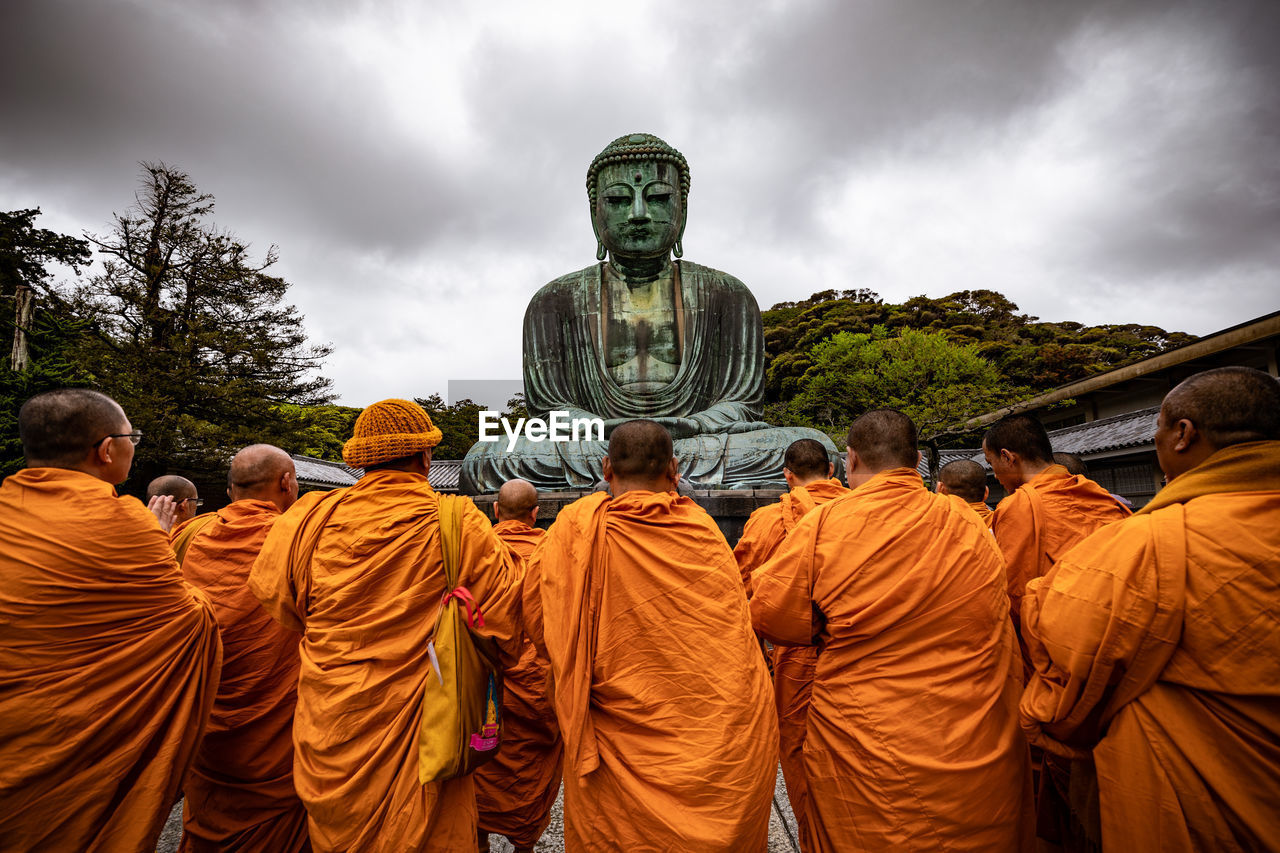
[461,134,840,493]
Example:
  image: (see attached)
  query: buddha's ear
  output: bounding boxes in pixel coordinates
[591,211,606,262]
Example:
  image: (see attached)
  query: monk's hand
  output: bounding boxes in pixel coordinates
[148,494,178,532]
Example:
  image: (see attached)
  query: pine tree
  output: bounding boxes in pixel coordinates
[1,209,95,477]
[64,163,333,491]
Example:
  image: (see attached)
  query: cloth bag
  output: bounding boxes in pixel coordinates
[418,494,504,782]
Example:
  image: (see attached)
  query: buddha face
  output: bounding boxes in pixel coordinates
[593,160,684,260]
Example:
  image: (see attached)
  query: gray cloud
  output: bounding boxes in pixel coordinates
[3,0,1277,405]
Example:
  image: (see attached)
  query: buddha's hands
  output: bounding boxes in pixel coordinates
[602,416,700,439]
[648,416,700,439]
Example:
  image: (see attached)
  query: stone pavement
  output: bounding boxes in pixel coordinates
[156,765,802,852]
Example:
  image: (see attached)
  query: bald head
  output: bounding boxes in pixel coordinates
[937,460,987,503]
[846,409,918,474]
[604,420,677,494]
[228,444,298,511]
[1052,452,1088,476]
[496,479,539,523]
[18,388,125,467]
[784,438,833,482]
[1164,367,1280,446]
[1157,367,1280,481]
[608,420,675,479]
[147,475,197,501]
[148,475,199,525]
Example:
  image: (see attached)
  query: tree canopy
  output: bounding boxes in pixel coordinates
[772,326,1029,441]
[48,163,333,491]
[762,288,1196,444]
[1,208,92,299]
[1,210,96,477]
[414,393,528,460]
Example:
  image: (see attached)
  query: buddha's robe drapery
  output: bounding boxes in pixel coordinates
[175,498,308,853]
[460,260,839,491]
[989,464,1130,664]
[474,520,563,849]
[734,477,847,843]
[0,468,221,852]
[524,490,778,852]
[249,471,524,853]
[1020,441,1280,852]
[750,469,1033,852]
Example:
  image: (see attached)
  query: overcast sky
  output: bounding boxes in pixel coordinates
[4,0,1278,407]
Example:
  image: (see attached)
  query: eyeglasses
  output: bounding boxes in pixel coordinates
[94,432,143,447]
[179,498,204,508]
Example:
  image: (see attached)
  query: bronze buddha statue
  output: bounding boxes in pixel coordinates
[461,133,841,492]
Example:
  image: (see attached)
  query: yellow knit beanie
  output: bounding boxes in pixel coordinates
[342,399,443,468]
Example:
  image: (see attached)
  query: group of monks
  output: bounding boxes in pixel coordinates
[0,365,1276,852]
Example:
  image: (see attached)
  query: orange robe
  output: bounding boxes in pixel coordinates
[734,478,847,843]
[525,490,778,852]
[0,468,222,852]
[751,468,1033,852]
[1020,441,1280,852]
[175,499,309,853]
[249,470,524,853]
[989,463,1130,665]
[967,499,994,524]
[474,519,563,849]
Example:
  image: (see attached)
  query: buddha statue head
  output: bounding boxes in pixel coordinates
[587,133,691,264]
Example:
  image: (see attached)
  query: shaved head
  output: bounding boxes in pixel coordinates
[496,479,539,521]
[983,414,1053,464]
[147,474,200,524]
[228,445,295,500]
[147,475,197,501]
[607,420,675,479]
[1164,367,1280,446]
[1052,452,1088,475]
[784,438,832,480]
[938,460,987,503]
[18,388,124,466]
[846,409,918,472]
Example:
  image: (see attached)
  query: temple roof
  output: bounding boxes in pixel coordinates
[290,454,463,493]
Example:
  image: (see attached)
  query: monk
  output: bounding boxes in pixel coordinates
[751,409,1033,852]
[475,479,563,853]
[733,437,845,843]
[148,473,202,531]
[524,419,778,851]
[936,458,993,524]
[176,444,309,852]
[1021,367,1280,851]
[983,413,1130,666]
[1051,451,1087,476]
[0,388,221,852]
[249,399,524,853]
[1054,451,1134,511]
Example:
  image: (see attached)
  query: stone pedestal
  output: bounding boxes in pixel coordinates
[469,489,786,549]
